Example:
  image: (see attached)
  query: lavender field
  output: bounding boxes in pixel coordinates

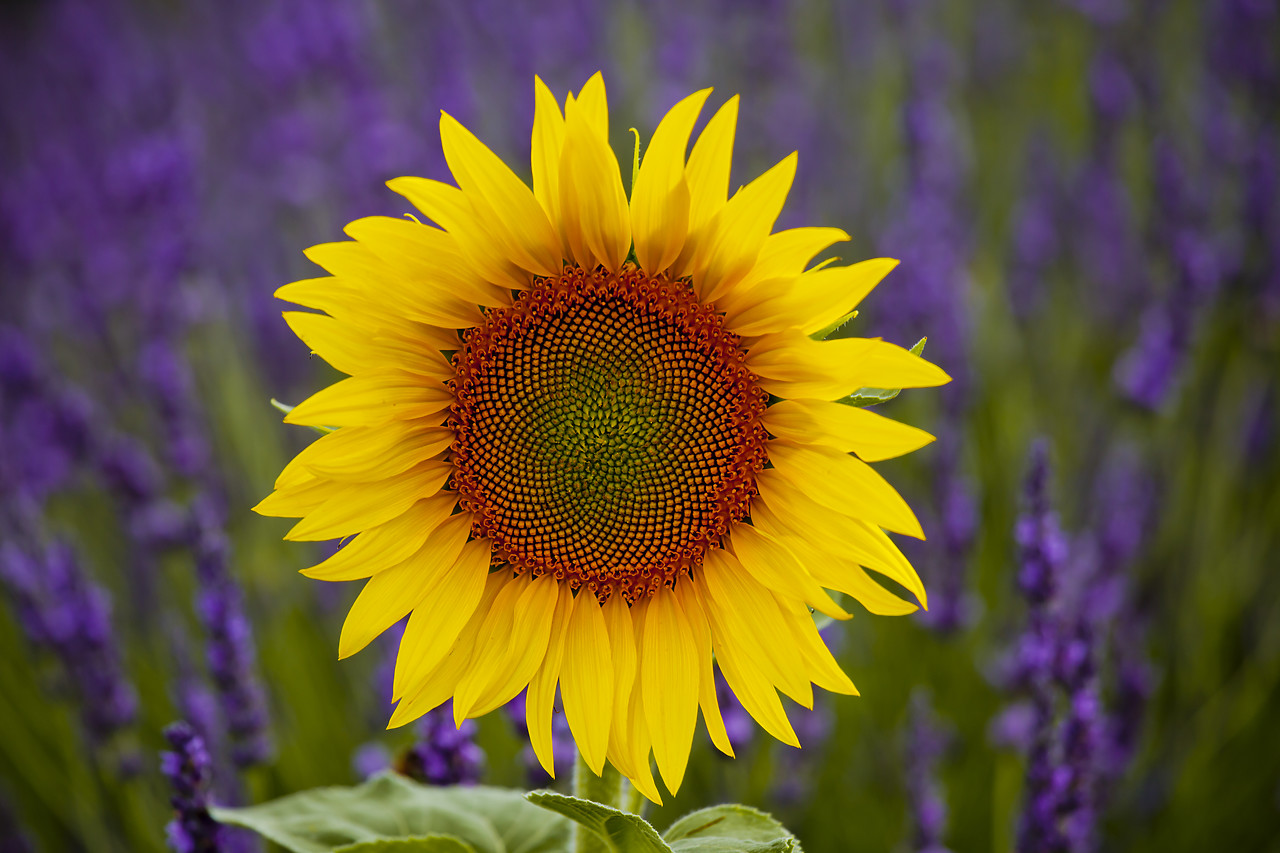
[1,0,1277,850]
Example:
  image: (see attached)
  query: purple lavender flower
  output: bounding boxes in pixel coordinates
[1007,134,1064,321]
[1207,0,1280,99]
[0,327,40,403]
[1009,441,1071,852]
[352,742,392,781]
[922,431,977,634]
[1085,452,1156,783]
[192,508,272,769]
[905,690,953,853]
[401,702,485,786]
[139,338,212,480]
[161,721,223,853]
[0,541,138,749]
[1015,442,1068,610]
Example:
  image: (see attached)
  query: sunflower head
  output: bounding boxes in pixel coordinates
[256,73,949,803]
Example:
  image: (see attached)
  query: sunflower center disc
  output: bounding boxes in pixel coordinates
[449,265,768,603]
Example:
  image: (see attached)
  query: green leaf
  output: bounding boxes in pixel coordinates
[210,773,571,853]
[525,790,672,853]
[839,336,927,408]
[662,805,800,853]
[668,839,794,853]
[333,838,475,853]
[270,398,335,434]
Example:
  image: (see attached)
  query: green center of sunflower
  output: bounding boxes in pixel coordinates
[448,265,768,603]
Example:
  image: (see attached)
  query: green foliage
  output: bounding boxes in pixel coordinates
[210,773,570,853]
[212,779,803,853]
[525,791,671,852]
[334,840,476,853]
[663,805,799,852]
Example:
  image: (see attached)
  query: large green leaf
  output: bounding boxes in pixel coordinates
[662,805,799,853]
[333,839,476,853]
[525,790,671,853]
[210,773,571,853]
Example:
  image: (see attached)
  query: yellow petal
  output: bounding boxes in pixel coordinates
[532,76,567,235]
[729,226,851,296]
[284,372,452,428]
[304,425,452,483]
[763,511,920,616]
[559,89,631,272]
[761,399,936,462]
[630,88,711,274]
[765,443,924,539]
[572,72,609,140]
[698,550,812,707]
[618,597,663,804]
[387,176,531,290]
[603,593,639,780]
[337,519,476,659]
[726,258,898,337]
[343,216,511,308]
[727,523,850,620]
[275,276,462,352]
[449,571,528,719]
[389,569,506,727]
[439,112,562,276]
[455,572,559,719]
[693,568,799,747]
[300,493,461,581]
[694,152,797,303]
[559,592,614,775]
[771,593,859,697]
[282,312,373,375]
[284,461,453,542]
[527,582,576,778]
[641,584,699,794]
[304,241,485,329]
[755,481,927,608]
[675,583,733,758]
[274,418,449,493]
[674,96,739,277]
[367,534,489,680]
[747,334,949,400]
[791,258,898,335]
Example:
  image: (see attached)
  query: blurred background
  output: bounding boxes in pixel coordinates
[1,0,1277,850]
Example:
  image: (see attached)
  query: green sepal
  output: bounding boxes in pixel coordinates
[333,839,475,853]
[663,804,800,853]
[209,773,571,853]
[271,398,335,435]
[810,308,859,341]
[525,790,671,853]
[839,336,927,407]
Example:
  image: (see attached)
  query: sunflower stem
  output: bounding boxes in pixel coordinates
[620,777,646,818]
[571,753,622,853]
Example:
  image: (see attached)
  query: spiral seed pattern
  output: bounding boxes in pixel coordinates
[449,265,768,603]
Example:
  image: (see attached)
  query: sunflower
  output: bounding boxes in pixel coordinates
[256,73,948,803]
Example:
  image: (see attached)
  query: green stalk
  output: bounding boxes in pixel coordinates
[571,753,623,853]
[621,777,646,818]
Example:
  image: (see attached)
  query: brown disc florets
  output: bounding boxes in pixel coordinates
[448,264,768,603]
